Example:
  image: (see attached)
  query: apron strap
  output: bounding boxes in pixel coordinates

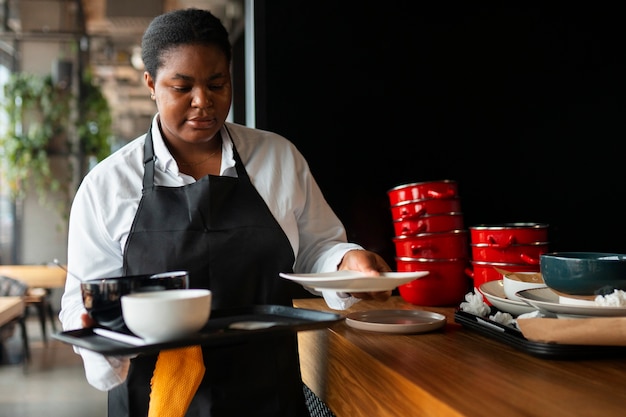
[142,129,156,193]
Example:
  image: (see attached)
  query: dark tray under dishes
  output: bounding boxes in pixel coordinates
[454,309,626,359]
[53,305,343,356]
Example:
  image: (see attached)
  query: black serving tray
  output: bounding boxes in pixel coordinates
[454,309,626,359]
[53,305,343,356]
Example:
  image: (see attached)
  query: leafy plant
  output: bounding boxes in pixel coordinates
[77,71,113,162]
[0,72,72,200]
[0,69,113,217]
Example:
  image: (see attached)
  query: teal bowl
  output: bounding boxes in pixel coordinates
[539,252,626,295]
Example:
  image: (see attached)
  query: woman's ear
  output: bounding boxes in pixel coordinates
[144,71,155,97]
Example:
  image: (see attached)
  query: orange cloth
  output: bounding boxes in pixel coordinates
[148,345,205,417]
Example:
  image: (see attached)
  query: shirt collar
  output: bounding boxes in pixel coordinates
[149,114,235,176]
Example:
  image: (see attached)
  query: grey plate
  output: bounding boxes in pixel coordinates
[516,288,626,317]
[345,309,446,334]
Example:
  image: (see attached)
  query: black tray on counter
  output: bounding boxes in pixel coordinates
[54,305,343,356]
[454,309,626,359]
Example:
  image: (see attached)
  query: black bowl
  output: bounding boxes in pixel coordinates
[540,252,626,296]
[80,271,189,331]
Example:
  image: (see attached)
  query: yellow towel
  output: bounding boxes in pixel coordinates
[148,345,205,417]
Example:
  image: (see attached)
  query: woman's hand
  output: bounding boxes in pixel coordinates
[338,249,393,301]
[81,313,96,328]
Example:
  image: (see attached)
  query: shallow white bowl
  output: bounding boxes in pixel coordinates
[479,280,536,316]
[121,289,212,343]
[503,272,546,301]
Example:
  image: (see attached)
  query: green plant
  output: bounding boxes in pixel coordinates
[77,71,113,162]
[0,72,72,200]
[0,70,113,217]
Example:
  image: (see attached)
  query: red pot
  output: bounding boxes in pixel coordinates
[387,180,458,206]
[393,213,464,236]
[396,257,470,306]
[470,242,549,265]
[469,223,549,248]
[393,230,469,259]
[389,197,462,220]
[465,261,540,303]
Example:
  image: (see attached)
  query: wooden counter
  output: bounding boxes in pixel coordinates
[0,265,67,289]
[294,296,626,417]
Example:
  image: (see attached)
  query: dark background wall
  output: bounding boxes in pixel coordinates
[253,1,626,268]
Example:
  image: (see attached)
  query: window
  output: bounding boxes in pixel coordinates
[0,64,16,264]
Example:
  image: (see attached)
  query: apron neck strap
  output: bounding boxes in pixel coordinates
[142,129,156,193]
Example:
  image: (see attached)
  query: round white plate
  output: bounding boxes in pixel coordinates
[479,280,536,316]
[279,271,429,292]
[345,309,446,334]
[516,287,626,317]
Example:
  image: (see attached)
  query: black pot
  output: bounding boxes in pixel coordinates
[80,271,189,331]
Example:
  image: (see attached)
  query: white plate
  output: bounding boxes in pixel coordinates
[516,287,626,318]
[345,309,446,334]
[279,271,429,292]
[479,280,536,316]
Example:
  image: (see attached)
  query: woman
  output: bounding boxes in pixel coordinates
[60,8,391,417]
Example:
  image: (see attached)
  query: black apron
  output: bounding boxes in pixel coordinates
[108,128,309,417]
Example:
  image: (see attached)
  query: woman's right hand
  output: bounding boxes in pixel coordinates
[81,313,96,328]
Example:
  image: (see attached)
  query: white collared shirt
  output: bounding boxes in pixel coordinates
[59,116,360,391]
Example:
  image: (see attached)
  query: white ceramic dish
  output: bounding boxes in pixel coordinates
[345,309,446,334]
[479,280,536,316]
[516,287,626,318]
[279,271,429,292]
[121,289,212,343]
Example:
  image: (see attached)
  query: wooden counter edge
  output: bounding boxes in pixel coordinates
[295,297,464,417]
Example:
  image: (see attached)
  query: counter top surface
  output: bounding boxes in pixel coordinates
[0,265,66,289]
[294,296,626,417]
[0,296,25,327]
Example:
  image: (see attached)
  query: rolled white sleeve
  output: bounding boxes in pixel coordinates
[80,350,131,391]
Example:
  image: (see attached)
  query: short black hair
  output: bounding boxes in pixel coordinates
[141,8,232,78]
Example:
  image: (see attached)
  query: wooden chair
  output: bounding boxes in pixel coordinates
[23,287,57,345]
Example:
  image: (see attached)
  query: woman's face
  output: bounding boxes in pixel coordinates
[144,43,232,146]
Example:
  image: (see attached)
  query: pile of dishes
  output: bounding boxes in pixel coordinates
[467,222,549,303]
[387,180,470,306]
[512,252,626,318]
[478,272,546,316]
[480,252,626,318]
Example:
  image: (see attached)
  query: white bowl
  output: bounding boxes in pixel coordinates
[503,272,546,301]
[121,289,212,343]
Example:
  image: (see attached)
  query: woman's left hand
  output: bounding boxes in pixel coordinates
[338,249,393,301]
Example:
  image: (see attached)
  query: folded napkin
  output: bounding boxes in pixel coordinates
[148,345,205,417]
[517,317,626,346]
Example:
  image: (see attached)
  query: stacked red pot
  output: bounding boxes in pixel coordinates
[388,180,470,306]
[467,223,549,302]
